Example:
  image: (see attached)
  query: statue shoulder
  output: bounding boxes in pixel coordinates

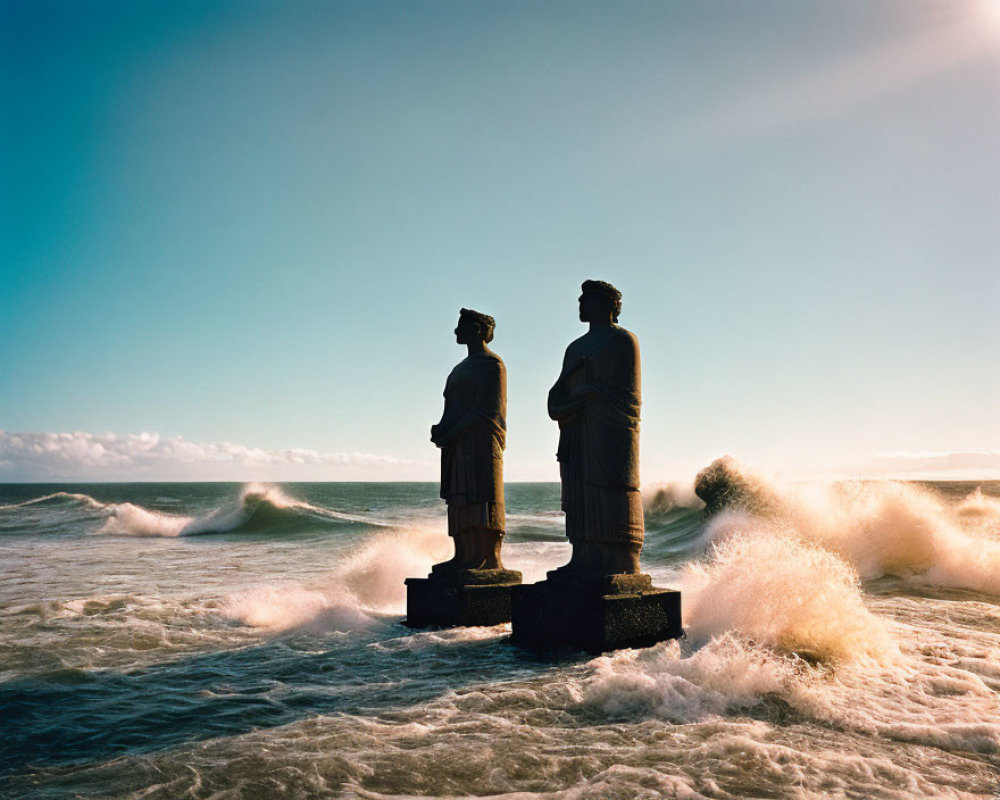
[565,332,591,355]
[481,350,505,370]
[612,325,639,348]
[607,326,640,365]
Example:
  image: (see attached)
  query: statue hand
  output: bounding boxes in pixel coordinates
[430,424,440,443]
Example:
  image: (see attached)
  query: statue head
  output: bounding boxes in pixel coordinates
[455,308,496,344]
[579,280,622,324]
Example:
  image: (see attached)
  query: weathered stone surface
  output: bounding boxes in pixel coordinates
[429,566,523,586]
[510,577,682,653]
[405,572,522,628]
[544,571,653,594]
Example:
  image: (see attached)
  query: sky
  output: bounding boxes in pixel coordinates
[1,0,999,483]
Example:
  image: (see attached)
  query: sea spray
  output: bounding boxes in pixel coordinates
[682,526,897,663]
[336,525,452,612]
[955,486,1000,528]
[221,523,452,631]
[642,480,704,515]
[220,583,372,632]
[699,462,1000,596]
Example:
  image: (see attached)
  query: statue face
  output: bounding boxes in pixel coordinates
[578,291,607,322]
[454,316,481,344]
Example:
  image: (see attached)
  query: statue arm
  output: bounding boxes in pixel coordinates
[548,352,596,421]
[430,409,447,446]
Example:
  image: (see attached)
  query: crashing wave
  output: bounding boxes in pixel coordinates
[690,456,1000,596]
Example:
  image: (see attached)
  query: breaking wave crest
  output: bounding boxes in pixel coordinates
[107,484,393,537]
[0,484,393,538]
[694,459,1000,596]
[0,492,106,511]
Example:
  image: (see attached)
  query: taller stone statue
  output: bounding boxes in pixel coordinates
[430,308,508,571]
[511,280,680,651]
[547,280,643,577]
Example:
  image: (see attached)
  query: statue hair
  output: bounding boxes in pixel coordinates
[459,307,496,343]
[581,279,622,323]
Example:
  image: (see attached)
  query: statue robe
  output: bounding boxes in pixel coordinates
[438,352,506,536]
[549,326,643,546]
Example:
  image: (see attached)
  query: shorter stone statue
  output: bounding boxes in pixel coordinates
[430,308,508,572]
[405,308,521,629]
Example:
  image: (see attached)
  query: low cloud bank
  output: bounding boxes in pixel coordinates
[863,450,1000,480]
[0,431,429,482]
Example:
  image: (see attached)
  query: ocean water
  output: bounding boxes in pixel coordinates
[2,475,999,799]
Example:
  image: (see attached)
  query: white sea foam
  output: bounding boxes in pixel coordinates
[370,625,510,653]
[582,635,801,722]
[581,615,1000,759]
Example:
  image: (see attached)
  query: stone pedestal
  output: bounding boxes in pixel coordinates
[510,573,682,653]
[404,568,522,628]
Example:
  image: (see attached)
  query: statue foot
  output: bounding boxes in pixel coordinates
[476,532,504,570]
[431,535,465,574]
[431,557,462,575]
[548,556,580,579]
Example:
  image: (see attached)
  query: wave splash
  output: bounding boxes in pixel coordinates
[220,523,452,633]
[693,458,1000,596]
[682,530,896,663]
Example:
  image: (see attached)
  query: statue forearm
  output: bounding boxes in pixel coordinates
[548,384,596,420]
[435,410,492,446]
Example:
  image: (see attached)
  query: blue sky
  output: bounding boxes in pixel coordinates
[2,0,999,481]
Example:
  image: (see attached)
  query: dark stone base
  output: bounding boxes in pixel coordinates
[510,575,682,653]
[404,570,522,628]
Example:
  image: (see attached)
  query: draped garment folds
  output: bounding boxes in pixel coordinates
[439,353,506,536]
[551,326,643,545]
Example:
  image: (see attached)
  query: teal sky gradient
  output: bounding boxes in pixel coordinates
[2,0,999,481]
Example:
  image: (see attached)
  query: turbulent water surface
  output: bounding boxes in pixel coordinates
[2,476,999,799]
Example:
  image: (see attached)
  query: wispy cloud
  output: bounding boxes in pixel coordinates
[0,431,430,481]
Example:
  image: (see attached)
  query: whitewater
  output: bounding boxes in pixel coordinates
[2,472,999,798]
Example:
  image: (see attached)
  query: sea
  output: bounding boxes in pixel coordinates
[2,475,999,799]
